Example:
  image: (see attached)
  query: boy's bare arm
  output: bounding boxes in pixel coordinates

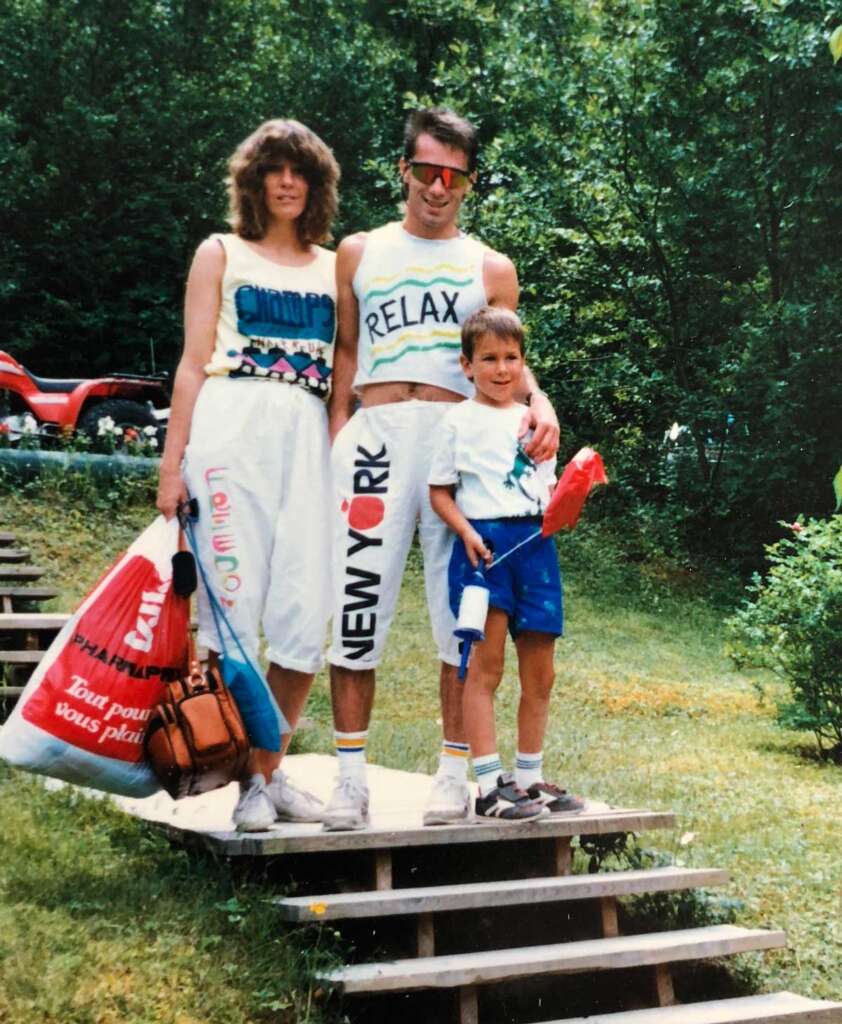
[429,484,492,568]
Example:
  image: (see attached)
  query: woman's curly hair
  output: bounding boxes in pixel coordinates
[226,119,339,245]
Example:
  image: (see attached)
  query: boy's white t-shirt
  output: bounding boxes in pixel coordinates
[428,400,556,519]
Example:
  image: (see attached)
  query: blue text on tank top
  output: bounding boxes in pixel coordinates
[235,286,335,342]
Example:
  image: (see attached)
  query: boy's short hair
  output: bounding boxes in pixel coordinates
[461,306,525,359]
[403,107,479,172]
[227,119,339,245]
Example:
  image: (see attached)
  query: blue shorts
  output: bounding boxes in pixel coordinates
[447,517,563,638]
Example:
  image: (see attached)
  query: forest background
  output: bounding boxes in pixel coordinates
[1,0,840,571]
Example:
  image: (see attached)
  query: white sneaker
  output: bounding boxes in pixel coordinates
[321,775,370,831]
[232,774,276,832]
[422,774,471,826]
[267,769,324,823]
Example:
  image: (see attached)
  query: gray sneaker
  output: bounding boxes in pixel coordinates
[422,774,471,826]
[232,774,276,832]
[267,769,324,822]
[322,776,370,831]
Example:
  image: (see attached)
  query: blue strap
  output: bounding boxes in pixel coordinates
[183,517,258,674]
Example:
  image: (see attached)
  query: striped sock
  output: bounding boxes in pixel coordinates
[334,730,368,782]
[473,752,503,797]
[515,750,544,790]
[437,740,470,782]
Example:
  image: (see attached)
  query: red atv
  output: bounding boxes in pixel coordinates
[0,350,169,445]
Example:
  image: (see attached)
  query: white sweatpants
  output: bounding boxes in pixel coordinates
[183,376,331,674]
[328,400,460,671]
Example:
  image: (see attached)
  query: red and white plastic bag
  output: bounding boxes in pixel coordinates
[0,516,189,796]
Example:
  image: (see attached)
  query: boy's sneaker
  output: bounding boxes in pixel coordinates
[474,773,547,823]
[527,780,585,815]
[267,769,324,823]
[232,774,276,832]
[422,775,471,826]
[322,776,370,831]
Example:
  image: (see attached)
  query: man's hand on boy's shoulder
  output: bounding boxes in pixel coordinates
[519,392,560,463]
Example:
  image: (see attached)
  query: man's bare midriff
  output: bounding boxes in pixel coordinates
[360,381,465,406]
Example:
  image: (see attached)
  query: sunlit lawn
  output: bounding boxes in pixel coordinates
[1,490,841,1021]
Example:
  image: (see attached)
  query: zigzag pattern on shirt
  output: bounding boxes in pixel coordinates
[370,339,461,372]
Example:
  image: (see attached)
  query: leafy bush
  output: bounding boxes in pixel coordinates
[726,516,842,761]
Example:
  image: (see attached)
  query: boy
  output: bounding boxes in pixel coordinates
[428,306,585,821]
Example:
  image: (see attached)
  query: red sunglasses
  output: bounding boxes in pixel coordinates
[408,161,471,189]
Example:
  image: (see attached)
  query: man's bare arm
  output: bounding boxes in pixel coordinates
[483,248,560,463]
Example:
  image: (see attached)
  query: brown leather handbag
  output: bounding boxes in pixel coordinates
[144,527,250,799]
[144,658,250,800]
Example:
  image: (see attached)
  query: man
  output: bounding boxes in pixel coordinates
[324,107,559,830]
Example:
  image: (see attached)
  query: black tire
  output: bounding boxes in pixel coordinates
[77,398,160,446]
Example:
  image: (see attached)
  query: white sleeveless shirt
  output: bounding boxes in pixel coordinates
[205,233,336,401]
[352,222,487,397]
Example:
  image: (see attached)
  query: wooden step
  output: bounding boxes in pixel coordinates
[547,991,842,1023]
[0,548,31,562]
[0,587,58,602]
[0,533,17,545]
[276,866,729,922]
[161,806,676,858]
[0,650,43,664]
[0,566,47,582]
[0,613,69,632]
[320,925,786,995]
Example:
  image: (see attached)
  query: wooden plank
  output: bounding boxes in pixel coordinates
[416,913,435,957]
[0,587,59,602]
[654,963,676,1006]
[0,650,43,664]
[0,549,31,563]
[600,895,620,938]
[555,836,572,875]
[458,985,479,1024]
[0,613,69,631]
[374,850,393,891]
[0,533,17,545]
[274,867,729,922]
[0,567,47,582]
[319,925,787,994]
[543,991,842,1023]
[159,807,677,858]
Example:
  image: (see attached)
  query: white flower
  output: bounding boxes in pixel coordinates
[149,436,158,449]
[679,831,697,847]
[97,415,115,436]
[21,414,38,434]
[112,427,123,437]
[143,425,157,437]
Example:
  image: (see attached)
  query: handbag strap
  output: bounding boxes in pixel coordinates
[181,510,261,675]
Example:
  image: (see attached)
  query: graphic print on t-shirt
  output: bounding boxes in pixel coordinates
[360,262,475,372]
[229,284,335,396]
[503,441,545,510]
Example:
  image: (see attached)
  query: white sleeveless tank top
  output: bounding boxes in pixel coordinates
[352,222,487,397]
[205,233,336,401]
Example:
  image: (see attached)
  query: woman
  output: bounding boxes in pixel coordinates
[157,119,339,831]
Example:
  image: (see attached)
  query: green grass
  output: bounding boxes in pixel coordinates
[2,490,842,1019]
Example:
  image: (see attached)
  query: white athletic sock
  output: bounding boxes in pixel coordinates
[334,730,368,783]
[473,752,503,797]
[437,740,470,782]
[515,750,544,790]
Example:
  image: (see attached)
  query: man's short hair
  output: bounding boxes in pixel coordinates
[461,306,525,359]
[403,107,479,172]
